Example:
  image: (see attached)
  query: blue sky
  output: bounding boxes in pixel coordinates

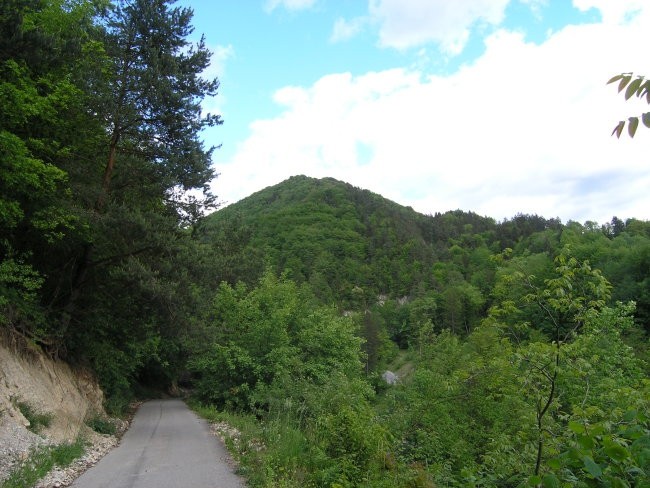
[178,0,650,223]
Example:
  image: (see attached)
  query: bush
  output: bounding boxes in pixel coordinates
[85,415,117,435]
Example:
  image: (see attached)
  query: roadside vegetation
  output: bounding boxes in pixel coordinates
[14,401,52,434]
[1,440,85,488]
[1,0,648,486]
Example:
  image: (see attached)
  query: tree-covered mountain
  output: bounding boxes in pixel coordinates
[192,176,650,487]
[193,186,650,488]
[200,175,501,305]
[2,2,649,487]
[200,175,650,336]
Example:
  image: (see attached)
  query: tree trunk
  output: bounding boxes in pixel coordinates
[59,130,120,334]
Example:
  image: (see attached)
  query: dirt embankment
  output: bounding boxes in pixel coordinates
[0,335,106,481]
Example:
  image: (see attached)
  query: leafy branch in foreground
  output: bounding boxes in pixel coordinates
[608,72,650,138]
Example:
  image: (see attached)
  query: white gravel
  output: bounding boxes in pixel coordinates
[0,412,50,479]
[35,431,120,488]
[0,413,129,488]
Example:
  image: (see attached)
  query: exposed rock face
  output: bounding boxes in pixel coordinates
[0,336,106,482]
[382,370,399,385]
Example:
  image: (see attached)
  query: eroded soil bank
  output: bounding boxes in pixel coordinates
[0,335,107,483]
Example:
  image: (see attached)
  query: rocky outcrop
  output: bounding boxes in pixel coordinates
[0,335,106,482]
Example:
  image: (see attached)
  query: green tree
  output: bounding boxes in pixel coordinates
[189,271,365,411]
[0,0,102,339]
[495,251,612,481]
[61,0,222,327]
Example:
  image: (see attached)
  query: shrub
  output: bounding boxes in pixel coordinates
[86,415,117,435]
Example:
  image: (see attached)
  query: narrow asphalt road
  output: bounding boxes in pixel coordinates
[71,399,244,488]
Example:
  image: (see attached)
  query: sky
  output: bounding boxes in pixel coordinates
[177,0,650,224]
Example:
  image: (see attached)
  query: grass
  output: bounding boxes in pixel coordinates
[189,400,269,485]
[14,401,52,434]
[0,439,85,488]
[189,400,322,488]
[85,415,117,435]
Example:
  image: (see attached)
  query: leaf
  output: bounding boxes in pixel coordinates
[640,81,650,102]
[547,458,562,470]
[590,423,606,436]
[625,77,643,100]
[578,434,595,450]
[604,443,629,462]
[610,477,631,488]
[642,112,650,128]
[623,410,637,422]
[607,74,624,84]
[628,117,639,137]
[618,75,632,93]
[582,456,602,478]
[612,121,625,138]
[528,475,542,486]
[569,420,585,434]
[631,435,650,465]
[542,474,561,488]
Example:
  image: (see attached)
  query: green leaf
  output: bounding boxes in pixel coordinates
[623,410,637,422]
[640,81,650,101]
[604,443,629,462]
[547,458,562,470]
[628,117,639,137]
[607,74,624,84]
[612,121,625,138]
[625,77,643,100]
[569,420,585,434]
[631,435,650,466]
[642,112,650,128]
[542,474,561,488]
[568,447,583,461]
[582,456,602,478]
[578,434,595,450]
[590,423,606,436]
[618,75,632,93]
[610,477,631,488]
[528,475,542,486]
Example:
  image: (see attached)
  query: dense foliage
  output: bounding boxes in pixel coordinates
[0,0,221,412]
[1,2,648,486]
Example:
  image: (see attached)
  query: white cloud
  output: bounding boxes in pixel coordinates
[265,0,316,13]
[573,0,645,24]
[210,44,235,77]
[369,0,511,52]
[201,44,234,118]
[215,4,650,223]
[330,16,368,43]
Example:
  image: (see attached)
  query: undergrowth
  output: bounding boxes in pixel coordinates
[188,400,405,488]
[85,415,117,435]
[14,401,52,434]
[0,439,85,488]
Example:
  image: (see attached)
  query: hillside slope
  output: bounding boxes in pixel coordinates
[200,175,496,305]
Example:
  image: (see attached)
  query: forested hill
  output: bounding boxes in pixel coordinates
[201,174,650,336]
[192,175,650,486]
[201,175,502,304]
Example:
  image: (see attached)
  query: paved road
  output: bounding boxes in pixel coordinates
[71,399,244,488]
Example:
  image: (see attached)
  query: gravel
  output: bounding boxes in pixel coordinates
[0,413,50,480]
[35,431,121,488]
[0,412,129,488]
